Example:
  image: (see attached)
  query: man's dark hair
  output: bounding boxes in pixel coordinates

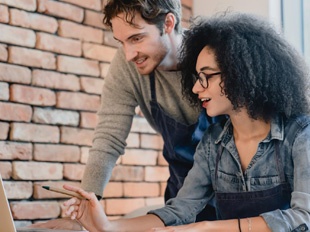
[179,13,310,121]
[103,0,182,34]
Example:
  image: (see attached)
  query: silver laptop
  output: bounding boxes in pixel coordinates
[0,174,83,232]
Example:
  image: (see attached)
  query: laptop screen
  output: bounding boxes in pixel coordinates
[0,174,17,232]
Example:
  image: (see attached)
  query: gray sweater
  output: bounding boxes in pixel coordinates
[81,48,200,196]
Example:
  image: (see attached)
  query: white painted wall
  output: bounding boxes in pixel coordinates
[193,0,282,30]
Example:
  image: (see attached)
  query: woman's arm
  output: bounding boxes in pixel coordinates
[148,217,271,232]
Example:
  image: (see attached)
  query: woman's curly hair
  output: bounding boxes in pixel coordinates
[179,13,310,121]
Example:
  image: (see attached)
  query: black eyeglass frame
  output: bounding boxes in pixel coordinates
[195,71,221,89]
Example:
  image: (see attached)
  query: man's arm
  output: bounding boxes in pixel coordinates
[81,48,138,197]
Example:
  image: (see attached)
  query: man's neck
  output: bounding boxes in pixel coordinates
[157,31,183,71]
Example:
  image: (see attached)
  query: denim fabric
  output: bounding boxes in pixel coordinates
[149,115,310,231]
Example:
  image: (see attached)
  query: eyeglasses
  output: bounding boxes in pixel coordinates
[195,71,221,89]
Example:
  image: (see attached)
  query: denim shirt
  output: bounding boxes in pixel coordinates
[149,115,310,232]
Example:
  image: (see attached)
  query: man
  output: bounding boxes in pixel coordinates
[34,0,218,229]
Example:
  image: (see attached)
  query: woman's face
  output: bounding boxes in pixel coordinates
[192,46,233,117]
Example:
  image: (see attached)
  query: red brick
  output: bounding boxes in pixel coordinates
[10,84,56,106]
[34,144,80,162]
[0,81,9,100]
[0,4,8,23]
[58,20,103,44]
[83,43,117,62]
[124,182,160,197]
[0,141,32,160]
[158,153,168,166]
[141,134,164,150]
[145,166,169,182]
[103,31,120,48]
[0,43,8,61]
[60,126,94,146]
[84,10,106,29]
[126,133,140,148]
[105,198,145,215]
[57,55,100,77]
[12,161,63,180]
[32,107,79,126]
[100,63,110,78]
[0,63,31,84]
[131,117,156,133]
[0,102,32,122]
[63,163,85,180]
[32,69,80,91]
[0,0,37,11]
[9,47,56,69]
[37,0,84,23]
[10,123,60,143]
[36,32,82,56]
[80,76,104,94]
[0,161,12,178]
[0,122,9,139]
[60,0,101,11]
[80,111,98,129]
[80,146,89,164]
[122,149,158,166]
[0,24,35,47]
[11,201,61,219]
[103,182,123,198]
[110,165,144,182]
[160,182,167,196]
[10,9,58,33]
[57,91,100,111]
[33,181,81,199]
[145,197,165,207]
[3,181,33,199]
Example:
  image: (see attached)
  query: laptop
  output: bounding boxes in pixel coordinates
[0,174,83,232]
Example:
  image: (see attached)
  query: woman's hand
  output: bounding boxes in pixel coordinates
[27,218,83,230]
[63,184,111,232]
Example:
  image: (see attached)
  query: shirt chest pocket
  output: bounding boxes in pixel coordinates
[249,175,282,191]
[215,171,283,192]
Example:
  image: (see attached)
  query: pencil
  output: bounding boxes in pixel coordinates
[42,185,86,200]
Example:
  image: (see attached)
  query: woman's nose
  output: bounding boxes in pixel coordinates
[192,79,204,94]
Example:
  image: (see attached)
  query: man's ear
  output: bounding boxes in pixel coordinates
[164,12,176,34]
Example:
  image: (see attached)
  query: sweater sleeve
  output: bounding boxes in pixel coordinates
[81,49,138,196]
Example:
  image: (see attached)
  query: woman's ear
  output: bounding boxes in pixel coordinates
[163,12,176,34]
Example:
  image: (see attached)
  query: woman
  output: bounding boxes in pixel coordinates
[63,13,310,231]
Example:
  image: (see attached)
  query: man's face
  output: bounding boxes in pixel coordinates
[111,12,171,75]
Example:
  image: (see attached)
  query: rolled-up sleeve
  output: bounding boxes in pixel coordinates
[261,124,310,231]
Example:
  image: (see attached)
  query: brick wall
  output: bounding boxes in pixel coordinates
[0,0,193,226]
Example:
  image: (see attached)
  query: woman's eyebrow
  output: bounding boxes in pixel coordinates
[199,66,219,72]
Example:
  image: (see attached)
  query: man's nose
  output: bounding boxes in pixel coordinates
[124,44,138,61]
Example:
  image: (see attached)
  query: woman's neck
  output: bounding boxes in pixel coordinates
[230,110,271,142]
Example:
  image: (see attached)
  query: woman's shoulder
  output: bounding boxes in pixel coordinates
[284,114,310,129]
[201,116,229,142]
